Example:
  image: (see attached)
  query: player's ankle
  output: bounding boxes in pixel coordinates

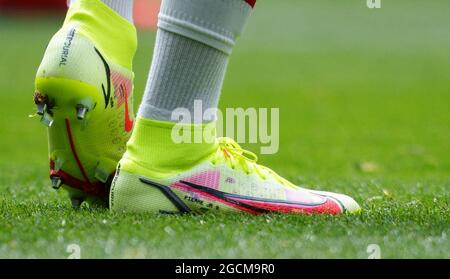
[122,117,218,177]
[65,0,137,69]
[68,0,134,23]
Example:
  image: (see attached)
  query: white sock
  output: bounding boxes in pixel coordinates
[68,0,134,23]
[138,0,255,123]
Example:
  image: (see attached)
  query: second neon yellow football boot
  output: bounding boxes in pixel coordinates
[110,118,361,215]
[32,0,137,207]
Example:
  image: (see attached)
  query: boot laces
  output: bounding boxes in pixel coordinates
[213,137,294,187]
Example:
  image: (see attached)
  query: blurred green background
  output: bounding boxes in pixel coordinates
[0,0,449,258]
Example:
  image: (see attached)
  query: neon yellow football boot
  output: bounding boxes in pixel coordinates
[110,118,361,215]
[32,0,137,207]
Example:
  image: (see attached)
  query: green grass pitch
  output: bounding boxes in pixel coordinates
[0,0,448,258]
